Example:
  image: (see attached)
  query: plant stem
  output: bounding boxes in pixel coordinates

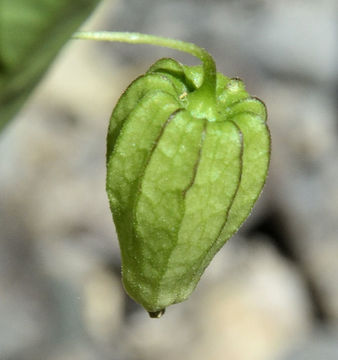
[72,31,216,98]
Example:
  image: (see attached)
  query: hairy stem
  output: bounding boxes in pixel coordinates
[72,31,216,99]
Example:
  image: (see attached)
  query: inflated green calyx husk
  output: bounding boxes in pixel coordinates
[74,32,271,317]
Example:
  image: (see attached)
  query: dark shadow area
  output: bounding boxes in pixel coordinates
[105,260,141,320]
[245,207,329,324]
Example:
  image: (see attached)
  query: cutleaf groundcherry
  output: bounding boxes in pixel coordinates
[73,32,271,317]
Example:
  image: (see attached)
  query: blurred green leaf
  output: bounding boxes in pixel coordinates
[0,0,101,132]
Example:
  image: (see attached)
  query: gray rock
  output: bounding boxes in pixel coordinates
[280,328,338,360]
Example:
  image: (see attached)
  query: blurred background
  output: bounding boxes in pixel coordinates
[0,0,337,359]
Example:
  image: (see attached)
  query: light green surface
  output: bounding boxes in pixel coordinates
[106,57,271,313]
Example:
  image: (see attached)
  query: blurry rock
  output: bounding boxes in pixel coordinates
[280,327,338,360]
[107,0,337,86]
[122,305,196,360]
[0,209,53,359]
[246,1,337,84]
[83,266,124,343]
[263,79,338,321]
[0,52,121,262]
[189,239,313,360]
